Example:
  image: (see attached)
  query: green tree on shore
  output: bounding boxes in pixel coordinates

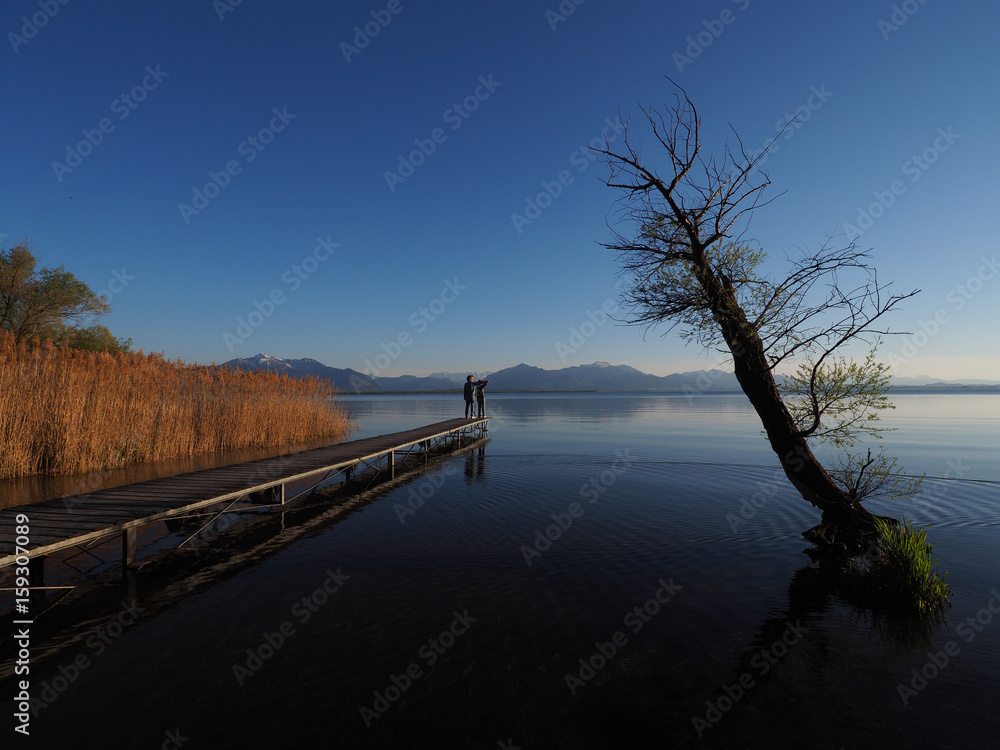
[0,242,131,354]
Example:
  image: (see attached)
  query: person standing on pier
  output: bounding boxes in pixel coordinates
[464,375,477,418]
[475,379,490,417]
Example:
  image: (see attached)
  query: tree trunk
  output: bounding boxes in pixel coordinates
[694,254,875,546]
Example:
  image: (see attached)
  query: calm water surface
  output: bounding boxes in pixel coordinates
[2,392,999,749]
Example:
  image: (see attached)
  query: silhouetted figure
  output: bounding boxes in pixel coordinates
[475,379,490,417]
[464,375,489,418]
[463,375,476,418]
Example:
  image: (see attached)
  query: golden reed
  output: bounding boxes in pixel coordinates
[0,332,354,478]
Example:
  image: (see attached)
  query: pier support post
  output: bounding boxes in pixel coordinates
[123,527,136,568]
[251,486,284,505]
[28,555,45,588]
[389,451,395,479]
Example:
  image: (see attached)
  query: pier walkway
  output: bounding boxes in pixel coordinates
[0,417,488,572]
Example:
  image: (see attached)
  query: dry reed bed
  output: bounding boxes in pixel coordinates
[0,333,353,479]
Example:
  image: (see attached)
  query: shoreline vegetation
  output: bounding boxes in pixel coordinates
[0,332,353,480]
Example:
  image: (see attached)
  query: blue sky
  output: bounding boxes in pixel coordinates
[4,0,998,380]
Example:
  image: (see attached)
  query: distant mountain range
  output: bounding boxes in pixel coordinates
[427,371,493,384]
[222,354,380,392]
[222,355,744,392]
[221,354,998,393]
[484,362,743,392]
[889,375,1000,387]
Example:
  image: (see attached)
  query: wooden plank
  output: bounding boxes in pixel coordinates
[0,536,66,548]
[85,489,206,497]
[42,502,186,512]
[54,499,195,509]
[159,476,256,485]
[1,526,83,539]
[0,529,67,541]
[0,498,174,512]
[13,510,140,523]
[15,514,118,526]
[16,520,114,533]
[97,484,238,494]
[19,507,163,518]
[31,508,151,531]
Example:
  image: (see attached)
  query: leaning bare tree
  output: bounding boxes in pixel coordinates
[596,87,921,553]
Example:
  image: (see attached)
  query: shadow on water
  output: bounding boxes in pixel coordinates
[717,563,952,748]
[560,558,953,750]
[739,561,946,668]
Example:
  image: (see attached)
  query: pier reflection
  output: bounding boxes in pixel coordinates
[0,437,490,690]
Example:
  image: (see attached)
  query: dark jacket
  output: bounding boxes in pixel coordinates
[474,381,488,400]
[464,381,475,400]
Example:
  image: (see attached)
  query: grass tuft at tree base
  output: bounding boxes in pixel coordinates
[841,516,952,616]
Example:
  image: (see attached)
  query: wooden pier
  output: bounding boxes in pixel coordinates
[0,417,488,573]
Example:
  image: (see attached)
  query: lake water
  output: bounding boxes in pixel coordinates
[3,392,999,748]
